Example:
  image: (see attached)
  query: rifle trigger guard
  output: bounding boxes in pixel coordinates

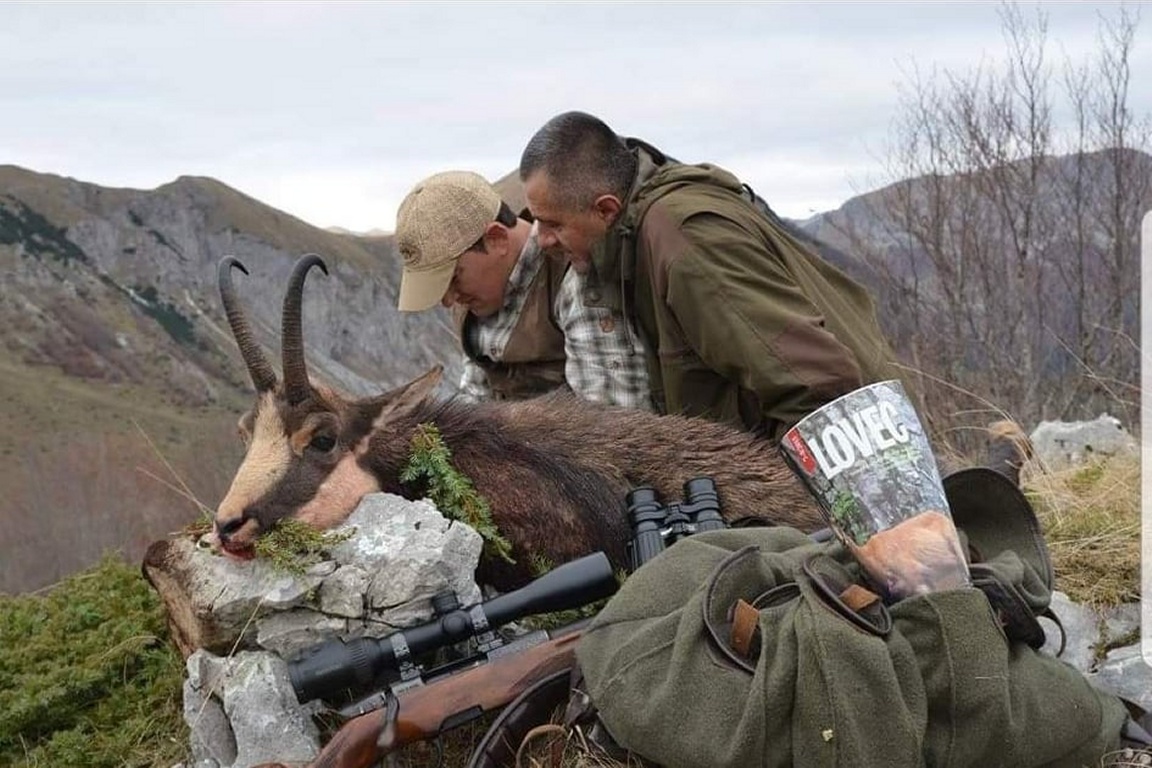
[375,694,401,752]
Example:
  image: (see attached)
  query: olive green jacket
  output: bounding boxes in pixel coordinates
[585,144,900,438]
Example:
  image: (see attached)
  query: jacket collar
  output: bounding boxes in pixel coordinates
[585,139,666,311]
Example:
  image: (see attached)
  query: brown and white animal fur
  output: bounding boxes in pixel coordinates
[211,255,835,588]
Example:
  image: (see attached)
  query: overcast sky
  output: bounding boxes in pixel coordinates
[2,1,1148,232]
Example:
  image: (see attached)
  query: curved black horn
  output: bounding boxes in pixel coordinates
[282,253,329,405]
[218,256,278,393]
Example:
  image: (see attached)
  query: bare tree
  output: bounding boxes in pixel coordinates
[828,2,1149,450]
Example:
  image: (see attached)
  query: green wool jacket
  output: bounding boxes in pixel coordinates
[585,144,901,439]
[577,527,1128,768]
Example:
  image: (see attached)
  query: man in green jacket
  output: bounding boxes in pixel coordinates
[520,111,902,440]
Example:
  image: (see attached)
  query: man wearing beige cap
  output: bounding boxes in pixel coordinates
[395,170,652,408]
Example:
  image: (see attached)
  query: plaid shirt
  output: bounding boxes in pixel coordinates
[459,224,653,410]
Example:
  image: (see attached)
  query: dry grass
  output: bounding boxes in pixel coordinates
[513,724,651,768]
[1022,453,1141,608]
[0,345,247,594]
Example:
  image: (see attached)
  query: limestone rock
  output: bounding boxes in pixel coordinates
[1088,645,1152,712]
[143,493,484,659]
[156,492,484,768]
[1030,414,1138,468]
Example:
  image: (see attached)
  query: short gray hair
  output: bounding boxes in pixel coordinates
[519,111,637,211]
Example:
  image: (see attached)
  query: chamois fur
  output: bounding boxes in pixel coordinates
[350,391,827,587]
[212,254,1027,590]
[212,254,828,589]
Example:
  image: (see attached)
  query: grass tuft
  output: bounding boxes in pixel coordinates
[1023,454,1140,609]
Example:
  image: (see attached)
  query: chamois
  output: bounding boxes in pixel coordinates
[212,254,823,588]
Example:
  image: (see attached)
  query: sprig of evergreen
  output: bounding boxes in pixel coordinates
[401,422,515,564]
[254,519,355,575]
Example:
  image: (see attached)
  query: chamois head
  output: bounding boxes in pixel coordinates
[211,254,442,559]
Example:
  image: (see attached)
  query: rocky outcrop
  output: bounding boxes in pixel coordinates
[147,493,484,768]
[1030,414,1139,468]
[143,493,483,659]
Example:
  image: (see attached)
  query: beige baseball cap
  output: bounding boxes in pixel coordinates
[395,170,501,311]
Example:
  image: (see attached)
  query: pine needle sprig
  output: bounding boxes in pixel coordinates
[254,519,355,575]
[400,423,515,564]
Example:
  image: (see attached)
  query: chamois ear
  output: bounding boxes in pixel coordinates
[371,366,444,428]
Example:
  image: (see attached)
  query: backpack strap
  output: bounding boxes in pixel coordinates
[969,563,1047,648]
[1039,606,1068,656]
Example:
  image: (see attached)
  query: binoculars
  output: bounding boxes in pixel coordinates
[626,477,726,572]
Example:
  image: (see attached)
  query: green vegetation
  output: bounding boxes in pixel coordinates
[0,555,187,767]
[0,198,88,265]
[401,423,515,564]
[131,284,200,349]
[1025,455,1140,608]
[253,518,356,575]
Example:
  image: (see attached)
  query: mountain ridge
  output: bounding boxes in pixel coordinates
[0,165,463,593]
[2,147,1145,593]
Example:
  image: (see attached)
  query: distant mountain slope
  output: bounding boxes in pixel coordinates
[794,148,1152,285]
[0,165,462,397]
[0,166,463,593]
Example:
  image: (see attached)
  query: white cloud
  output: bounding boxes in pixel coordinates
[0,1,1145,231]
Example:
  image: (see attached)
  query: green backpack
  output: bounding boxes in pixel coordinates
[574,468,1135,768]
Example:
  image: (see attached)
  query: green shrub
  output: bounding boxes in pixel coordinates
[0,199,88,265]
[130,284,199,348]
[0,555,187,767]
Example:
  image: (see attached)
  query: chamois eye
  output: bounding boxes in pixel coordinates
[309,434,337,452]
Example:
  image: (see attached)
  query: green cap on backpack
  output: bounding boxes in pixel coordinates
[943,467,1054,591]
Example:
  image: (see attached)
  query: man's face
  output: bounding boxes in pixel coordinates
[524,171,613,274]
[441,232,514,318]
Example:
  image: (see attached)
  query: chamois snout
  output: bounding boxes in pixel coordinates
[212,503,264,560]
[211,513,259,561]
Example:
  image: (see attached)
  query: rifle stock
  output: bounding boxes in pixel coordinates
[297,620,587,768]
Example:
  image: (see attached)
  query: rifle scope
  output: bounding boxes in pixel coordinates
[287,551,618,705]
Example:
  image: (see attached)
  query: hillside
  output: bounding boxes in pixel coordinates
[1,147,1145,593]
[791,148,1149,439]
[0,166,463,593]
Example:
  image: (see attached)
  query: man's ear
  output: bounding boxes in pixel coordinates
[482,221,509,249]
[592,194,622,223]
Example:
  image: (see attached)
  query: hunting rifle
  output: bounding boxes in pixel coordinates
[256,551,618,768]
